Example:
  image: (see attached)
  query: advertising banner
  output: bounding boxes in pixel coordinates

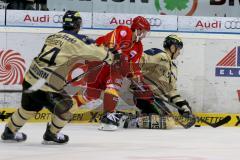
[0,31,49,108]
[204,40,240,113]
[47,0,240,17]
[6,10,92,28]
[0,9,4,26]
[178,16,240,33]
[93,13,177,31]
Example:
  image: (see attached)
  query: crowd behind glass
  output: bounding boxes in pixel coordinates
[0,0,48,10]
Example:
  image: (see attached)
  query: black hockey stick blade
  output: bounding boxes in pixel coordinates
[176,116,196,129]
[197,115,231,128]
[152,100,196,129]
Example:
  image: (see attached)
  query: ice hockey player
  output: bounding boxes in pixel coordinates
[73,16,151,131]
[126,34,193,129]
[1,10,115,144]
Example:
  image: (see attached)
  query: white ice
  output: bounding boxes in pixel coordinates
[0,123,240,160]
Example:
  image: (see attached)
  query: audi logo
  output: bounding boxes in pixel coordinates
[53,15,63,23]
[146,18,162,27]
[225,21,240,29]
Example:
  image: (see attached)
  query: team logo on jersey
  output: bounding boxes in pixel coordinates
[0,50,26,84]
[215,46,240,77]
[120,30,127,37]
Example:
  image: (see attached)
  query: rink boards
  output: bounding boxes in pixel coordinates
[1,29,240,113]
[0,108,239,127]
[1,28,240,113]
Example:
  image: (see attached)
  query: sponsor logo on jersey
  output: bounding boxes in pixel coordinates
[215,46,240,77]
[130,50,137,59]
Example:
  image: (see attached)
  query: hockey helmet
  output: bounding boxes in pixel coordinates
[163,35,183,49]
[62,10,82,30]
[131,16,150,31]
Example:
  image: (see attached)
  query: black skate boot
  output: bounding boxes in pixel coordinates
[42,123,69,145]
[98,112,126,131]
[1,127,27,142]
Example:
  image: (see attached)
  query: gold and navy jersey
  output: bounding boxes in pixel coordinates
[24,30,109,92]
[140,48,185,104]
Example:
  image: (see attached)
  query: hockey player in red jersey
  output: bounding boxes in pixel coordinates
[73,16,151,131]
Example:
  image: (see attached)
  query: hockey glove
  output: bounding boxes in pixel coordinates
[175,100,192,118]
[109,48,121,62]
[102,48,121,65]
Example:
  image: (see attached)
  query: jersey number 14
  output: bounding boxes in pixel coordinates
[38,45,60,66]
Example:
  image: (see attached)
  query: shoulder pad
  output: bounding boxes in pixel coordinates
[76,34,95,45]
[60,30,95,45]
[116,25,131,31]
[116,26,132,38]
[144,48,164,56]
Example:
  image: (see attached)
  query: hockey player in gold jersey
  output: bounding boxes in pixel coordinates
[127,35,193,129]
[1,10,114,144]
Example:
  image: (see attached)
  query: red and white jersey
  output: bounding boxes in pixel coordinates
[121,41,143,77]
[95,25,133,52]
[96,25,143,77]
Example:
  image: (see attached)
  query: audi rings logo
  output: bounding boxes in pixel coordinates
[53,15,63,23]
[225,21,240,29]
[146,18,161,27]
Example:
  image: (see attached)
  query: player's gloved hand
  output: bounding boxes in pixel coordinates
[110,48,122,63]
[103,52,114,65]
[102,48,121,65]
[176,100,192,118]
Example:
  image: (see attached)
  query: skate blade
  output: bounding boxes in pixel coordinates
[98,123,118,131]
[0,139,26,143]
[41,140,67,145]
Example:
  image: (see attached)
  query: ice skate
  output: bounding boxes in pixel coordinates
[42,123,69,145]
[1,127,27,143]
[98,112,126,131]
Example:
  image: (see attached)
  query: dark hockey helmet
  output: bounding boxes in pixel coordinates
[163,35,183,50]
[62,10,82,30]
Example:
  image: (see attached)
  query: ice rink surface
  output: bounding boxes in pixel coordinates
[0,123,239,160]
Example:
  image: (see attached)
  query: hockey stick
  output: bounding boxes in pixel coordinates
[130,80,195,128]
[54,62,106,92]
[195,115,231,128]
[152,99,196,129]
[154,97,231,128]
[130,80,231,128]
[20,62,106,94]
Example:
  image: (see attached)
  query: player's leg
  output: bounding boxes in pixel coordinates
[1,80,43,142]
[124,96,175,129]
[42,92,78,144]
[73,62,107,107]
[134,96,170,116]
[99,66,126,131]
